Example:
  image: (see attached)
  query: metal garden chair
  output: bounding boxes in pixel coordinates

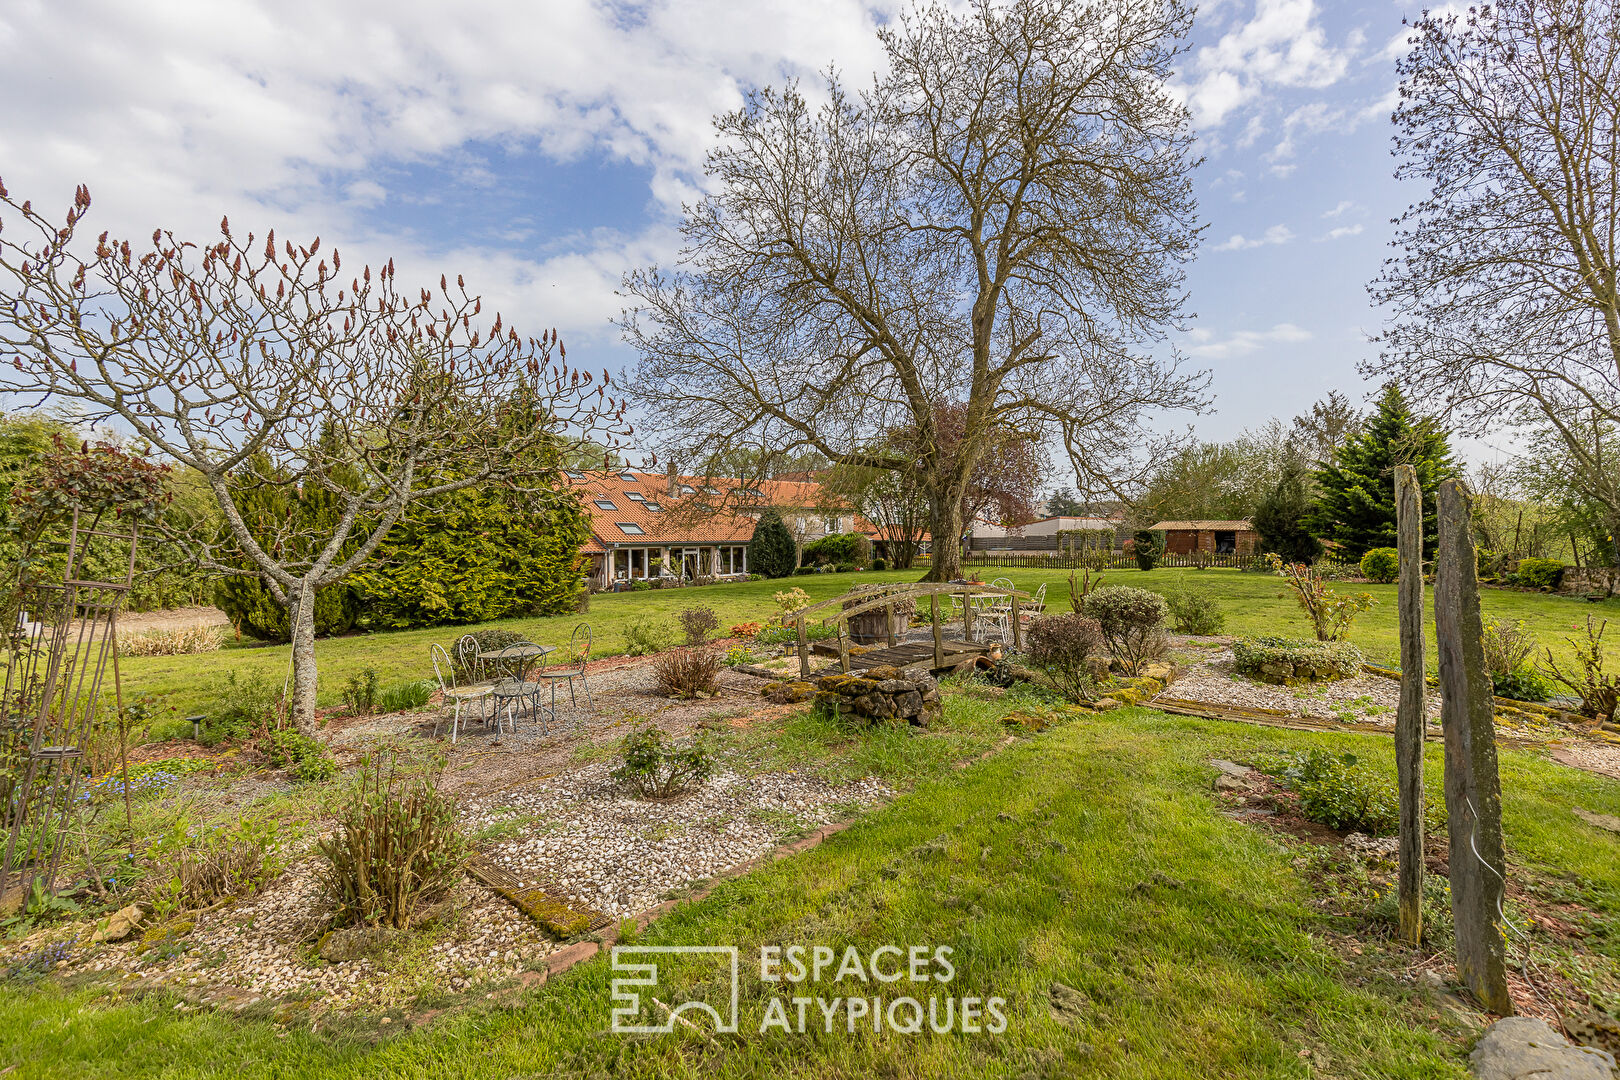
[431,643,496,744]
[535,623,593,730]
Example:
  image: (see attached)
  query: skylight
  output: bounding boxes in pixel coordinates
[617,471,637,481]
[644,502,664,512]
[625,491,646,501]
[678,484,696,494]
[617,522,646,535]
[594,499,617,510]
[742,488,765,498]
[563,469,584,480]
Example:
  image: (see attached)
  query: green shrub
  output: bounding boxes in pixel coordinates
[801,532,871,567]
[624,613,674,657]
[1511,557,1565,590]
[1359,547,1399,583]
[267,729,339,783]
[747,509,797,578]
[1260,750,1445,836]
[793,566,818,576]
[375,679,435,713]
[141,813,285,917]
[342,667,380,715]
[612,725,716,798]
[1080,585,1168,675]
[872,558,887,571]
[317,751,466,929]
[201,670,281,744]
[1131,529,1164,571]
[834,562,856,573]
[1493,667,1554,702]
[1164,583,1226,635]
[1025,613,1106,702]
[1232,636,1362,683]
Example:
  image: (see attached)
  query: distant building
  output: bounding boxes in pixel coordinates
[1146,520,1260,556]
[969,515,1124,552]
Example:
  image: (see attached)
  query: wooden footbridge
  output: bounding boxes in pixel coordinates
[782,581,1033,678]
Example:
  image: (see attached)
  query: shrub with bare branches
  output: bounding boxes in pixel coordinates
[653,647,721,699]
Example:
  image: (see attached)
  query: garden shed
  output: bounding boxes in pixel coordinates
[1148,520,1260,556]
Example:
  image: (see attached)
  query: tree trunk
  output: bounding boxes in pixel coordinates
[924,494,967,582]
[287,582,320,736]
[1394,464,1426,947]
[1434,479,1514,1015]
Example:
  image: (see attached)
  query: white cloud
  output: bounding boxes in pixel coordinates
[1211,223,1295,251]
[1184,323,1313,360]
[1181,0,1356,128]
[1322,200,1357,218]
[1319,223,1364,240]
[0,0,898,350]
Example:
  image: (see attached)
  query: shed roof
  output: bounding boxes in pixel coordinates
[1147,520,1255,532]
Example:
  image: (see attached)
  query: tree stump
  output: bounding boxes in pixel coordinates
[1394,464,1426,946]
[1434,478,1513,1014]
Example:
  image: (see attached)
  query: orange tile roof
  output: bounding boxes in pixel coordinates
[563,469,826,548]
[1147,520,1256,532]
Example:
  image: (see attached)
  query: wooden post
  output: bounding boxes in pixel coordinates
[961,588,974,643]
[1434,479,1514,1015]
[796,615,810,679]
[1011,591,1022,651]
[1394,464,1426,947]
[886,601,897,648]
[838,622,849,674]
[931,592,944,670]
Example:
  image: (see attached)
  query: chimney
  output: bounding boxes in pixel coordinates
[666,462,677,498]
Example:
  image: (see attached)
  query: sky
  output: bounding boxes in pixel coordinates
[0,0,1494,472]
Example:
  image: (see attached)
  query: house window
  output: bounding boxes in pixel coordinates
[824,516,842,534]
[702,485,720,495]
[644,501,664,512]
[617,471,637,481]
[625,491,645,502]
[743,488,764,498]
[594,498,617,511]
[617,523,645,536]
[564,469,585,480]
[679,484,696,494]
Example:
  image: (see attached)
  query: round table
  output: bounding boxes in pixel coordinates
[479,644,556,727]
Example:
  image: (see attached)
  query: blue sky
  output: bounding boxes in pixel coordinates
[0,0,1488,466]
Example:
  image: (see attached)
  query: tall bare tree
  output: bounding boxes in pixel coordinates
[0,182,628,732]
[1368,0,1620,560]
[619,0,1206,580]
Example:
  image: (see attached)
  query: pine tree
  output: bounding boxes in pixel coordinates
[1252,463,1322,563]
[747,509,796,578]
[1308,384,1457,559]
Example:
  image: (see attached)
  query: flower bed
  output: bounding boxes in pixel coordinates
[1232,636,1362,685]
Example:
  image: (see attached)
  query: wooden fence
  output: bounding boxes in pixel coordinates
[962,550,1270,571]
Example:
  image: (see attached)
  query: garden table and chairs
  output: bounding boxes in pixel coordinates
[483,641,556,730]
[430,642,499,744]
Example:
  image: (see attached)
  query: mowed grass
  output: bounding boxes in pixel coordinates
[6,709,1617,1079]
[122,564,1620,726]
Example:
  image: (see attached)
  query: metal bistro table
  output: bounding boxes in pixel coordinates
[479,643,555,730]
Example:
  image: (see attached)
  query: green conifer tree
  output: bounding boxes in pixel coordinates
[747,509,796,578]
[1252,463,1323,563]
[1308,384,1457,559]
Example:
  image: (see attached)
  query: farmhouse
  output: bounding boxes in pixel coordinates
[969,514,1125,552]
[567,468,905,589]
[1147,519,1261,556]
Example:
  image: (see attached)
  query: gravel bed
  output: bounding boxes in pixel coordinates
[467,763,892,918]
[1169,646,1442,729]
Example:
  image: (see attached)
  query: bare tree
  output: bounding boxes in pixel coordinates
[0,183,628,732]
[1291,391,1363,467]
[1367,0,1620,560]
[619,0,1206,580]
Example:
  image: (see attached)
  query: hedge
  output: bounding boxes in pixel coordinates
[1232,635,1363,684]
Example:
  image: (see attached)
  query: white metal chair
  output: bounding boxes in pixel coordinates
[535,623,593,731]
[431,643,495,744]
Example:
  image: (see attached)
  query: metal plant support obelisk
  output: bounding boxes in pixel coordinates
[0,510,139,907]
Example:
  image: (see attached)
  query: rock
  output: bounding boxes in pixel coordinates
[1210,759,1251,779]
[763,681,817,705]
[92,904,144,943]
[317,925,406,962]
[877,679,914,694]
[1093,697,1121,711]
[1573,807,1620,834]
[1469,1016,1616,1080]
[1344,832,1400,858]
[864,665,902,681]
[1214,773,1247,792]
[1140,661,1175,683]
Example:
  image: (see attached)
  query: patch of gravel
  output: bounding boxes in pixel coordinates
[466,763,892,918]
[66,862,554,1012]
[1169,646,1442,729]
[1549,738,1620,780]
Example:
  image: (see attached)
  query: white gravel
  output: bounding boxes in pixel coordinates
[466,763,892,918]
[1168,646,1442,728]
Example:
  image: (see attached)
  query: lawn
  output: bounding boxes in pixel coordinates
[121,565,1620,732]
[4,705,1617,1079]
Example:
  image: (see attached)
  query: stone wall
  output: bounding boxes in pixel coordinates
[1559,567,1620,597]
[763,665,942,726]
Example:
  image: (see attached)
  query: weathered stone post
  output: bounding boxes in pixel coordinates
[1434,478,1514,1014]
[1394,464,1426,946]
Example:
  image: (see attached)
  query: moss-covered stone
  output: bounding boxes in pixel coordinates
[763,680,818,704]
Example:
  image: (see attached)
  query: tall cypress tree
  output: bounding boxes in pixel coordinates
[1308,384,1457,559]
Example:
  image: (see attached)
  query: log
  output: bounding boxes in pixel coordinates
[1394,464,1426,947]
[1434,479,1513,1014]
